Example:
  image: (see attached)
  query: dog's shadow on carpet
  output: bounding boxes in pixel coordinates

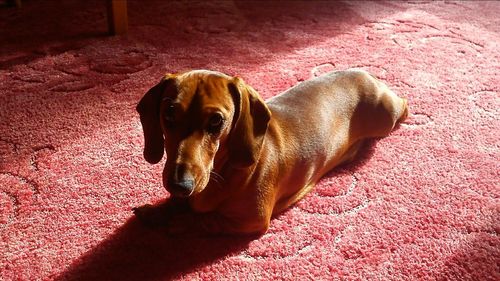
[55,217,256,280]
[56,140,381,281]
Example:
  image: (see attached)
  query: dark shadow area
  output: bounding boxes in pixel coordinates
[125,0,368,72]
[0,0,371,69]
[0,0,109,69]
[324,138,381,186]
[54,216,256,281]
[0,31,110,70]
[340,138,380,171]
[2,0,496,71]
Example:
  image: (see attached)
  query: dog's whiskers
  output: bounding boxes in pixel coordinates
[210,171,225,187]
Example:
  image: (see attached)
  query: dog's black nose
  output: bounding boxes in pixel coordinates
[169,179,195,197]
[166,164,195,197]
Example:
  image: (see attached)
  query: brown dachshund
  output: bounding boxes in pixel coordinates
[134,69,408,235]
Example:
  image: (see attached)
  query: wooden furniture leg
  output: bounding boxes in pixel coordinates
[107,0,128,35]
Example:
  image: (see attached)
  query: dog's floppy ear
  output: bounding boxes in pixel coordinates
[227,77,271,168]
[136,75,175,164]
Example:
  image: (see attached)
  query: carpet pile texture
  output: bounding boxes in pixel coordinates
[0,1,499,280]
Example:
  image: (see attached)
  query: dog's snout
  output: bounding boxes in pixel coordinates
[166,164,195,197]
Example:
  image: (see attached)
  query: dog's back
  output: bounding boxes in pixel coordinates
[265,69,408,213]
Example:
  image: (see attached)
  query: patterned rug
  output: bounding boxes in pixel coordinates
[1,1,498,280]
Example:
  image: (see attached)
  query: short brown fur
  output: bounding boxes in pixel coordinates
[134,69,408,235]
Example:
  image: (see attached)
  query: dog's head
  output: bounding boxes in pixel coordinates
[136,70,271,197]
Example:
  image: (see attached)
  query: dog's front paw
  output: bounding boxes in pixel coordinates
[133,204,170,227]
[162,213,199,236]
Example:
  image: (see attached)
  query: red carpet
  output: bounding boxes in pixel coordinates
[1,1,499,280]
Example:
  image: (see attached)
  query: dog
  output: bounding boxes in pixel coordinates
[133,69,408,235]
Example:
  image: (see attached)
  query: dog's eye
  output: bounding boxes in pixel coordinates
[207,113,224,134]
[164,105,175,127]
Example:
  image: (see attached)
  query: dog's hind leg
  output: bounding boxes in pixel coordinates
[338,140,365,166]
